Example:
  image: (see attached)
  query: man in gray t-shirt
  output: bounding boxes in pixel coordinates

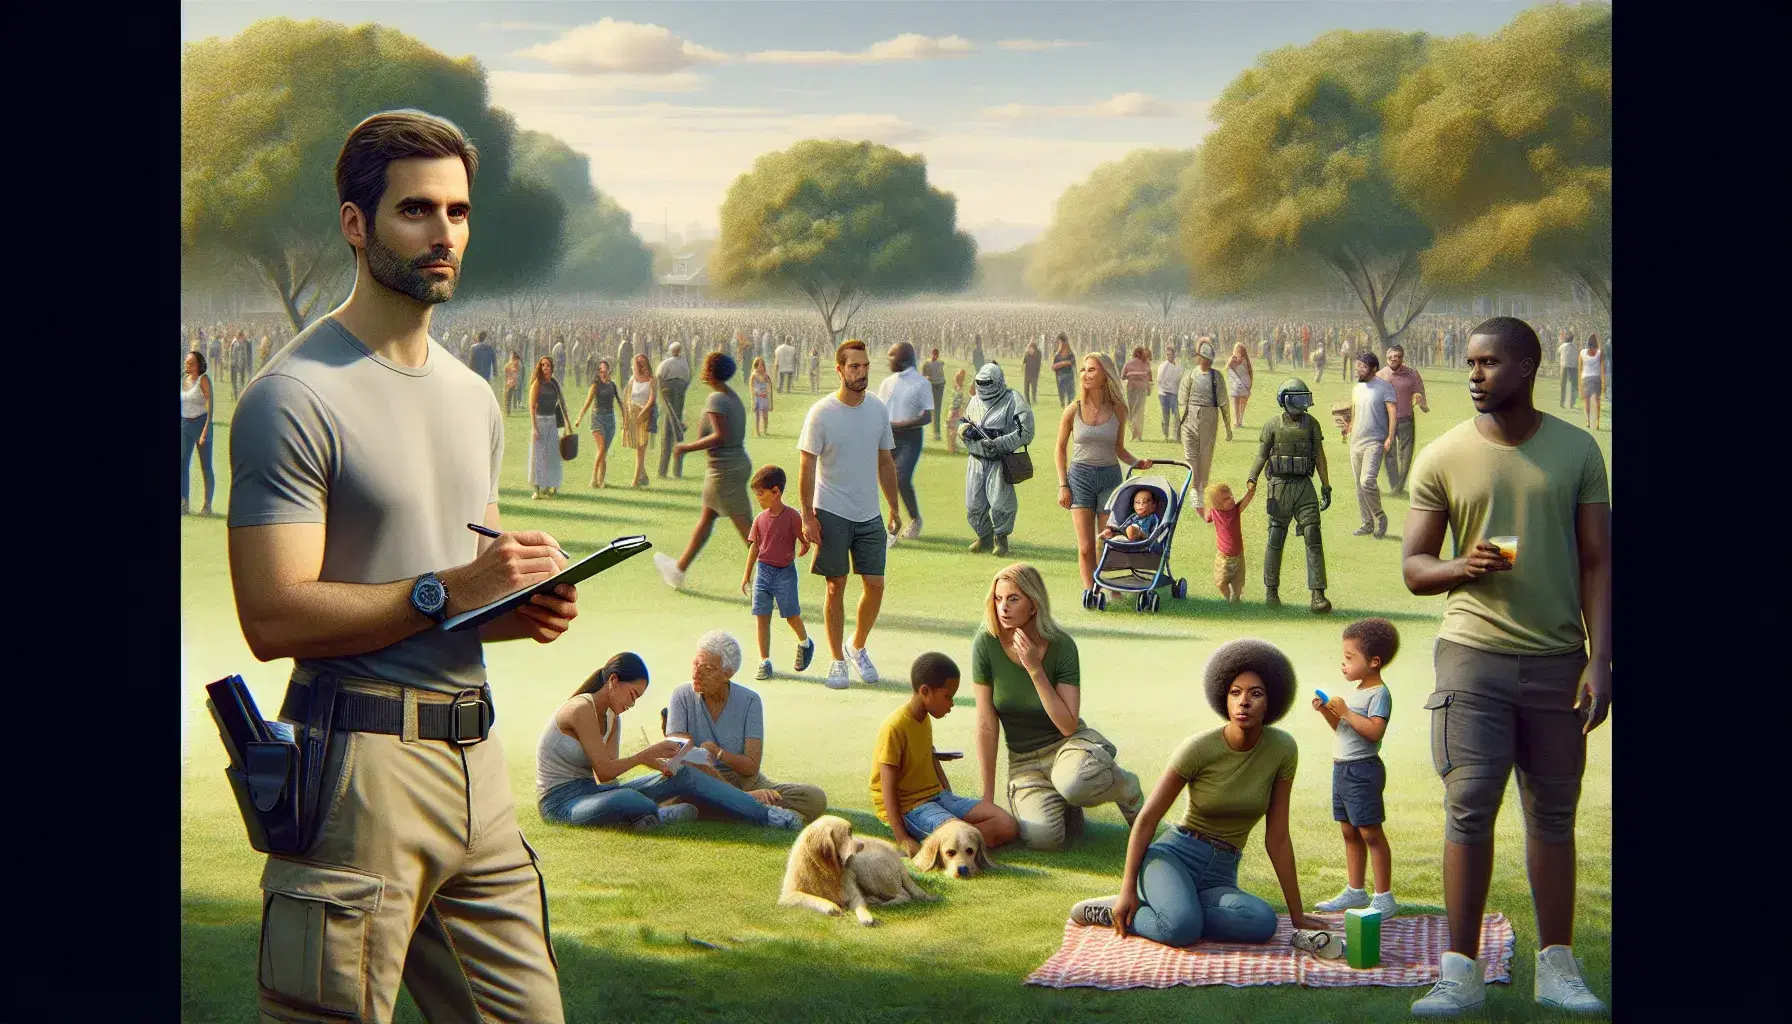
[1348,352,1399,538]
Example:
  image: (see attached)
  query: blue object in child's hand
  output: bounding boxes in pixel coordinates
[1315,689,1329,704]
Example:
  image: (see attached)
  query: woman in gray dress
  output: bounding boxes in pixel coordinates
[654,352,753,589]
[527,356,567,499]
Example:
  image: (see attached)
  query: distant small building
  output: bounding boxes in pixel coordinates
[653,252,711,307]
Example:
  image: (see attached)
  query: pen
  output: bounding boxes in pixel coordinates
[467,523,569,561]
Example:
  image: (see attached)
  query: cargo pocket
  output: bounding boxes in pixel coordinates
[1423,692,1454,777]
[520,833,559,970]
[258,860,383,1016]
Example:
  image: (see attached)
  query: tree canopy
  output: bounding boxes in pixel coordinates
[1180,29,1435,344]
[182,18,567,331]
[513,131,653,297]
[711,140,976,340]
[1384,3,1612,320]
[1028,149,1195,320]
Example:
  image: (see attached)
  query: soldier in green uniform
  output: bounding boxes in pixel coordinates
[1246,378,1334,614]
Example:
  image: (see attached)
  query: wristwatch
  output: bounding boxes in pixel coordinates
[411,571,449,623]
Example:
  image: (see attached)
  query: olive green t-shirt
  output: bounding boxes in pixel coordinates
[969,629,1083,755]
[1408,415,1609,656]
[1168,727,1298,849]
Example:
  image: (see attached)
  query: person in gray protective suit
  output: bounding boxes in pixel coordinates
[959,362,1036,556]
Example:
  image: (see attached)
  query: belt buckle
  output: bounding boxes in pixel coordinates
[449,690,491,746]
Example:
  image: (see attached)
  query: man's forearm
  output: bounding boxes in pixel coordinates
[1402,554,1467,596]
[239,578,430,662]
[879,457,900,511]
[800,456,818,515]
[1581,556,1612,664]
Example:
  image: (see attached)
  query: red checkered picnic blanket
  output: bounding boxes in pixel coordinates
[1025,912,1515,990]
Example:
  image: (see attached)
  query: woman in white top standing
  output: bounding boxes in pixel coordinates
[1226,341,1255,430]
[535,651,805,830]
[623,352,658,487]
[180,350,215,516]
[1579,333,1606,431]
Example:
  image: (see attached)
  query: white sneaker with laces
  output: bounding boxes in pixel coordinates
[824,660,851,690]
[755,659,773,680]
[1535,945,1606,1013]
[653,552,686,590]
[766,805,805,830]
[1412,951,1485,1016]
[902,516,923,540]
[845,644,879,683]
[1068,896,1118,928]
[657,803,698,825]
[1316,886,1371,912]
[1369,890,1397,917]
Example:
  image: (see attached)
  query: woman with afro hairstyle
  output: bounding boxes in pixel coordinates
[1069,639,1344,958]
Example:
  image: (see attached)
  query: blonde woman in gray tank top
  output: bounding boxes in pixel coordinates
[1054,353,1154,599]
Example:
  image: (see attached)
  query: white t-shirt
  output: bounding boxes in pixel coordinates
[876,367,935,427]
[798,393,896,522]
[775,343,798,373]
[1157,360,1183,395]
[1579,349,1603,379]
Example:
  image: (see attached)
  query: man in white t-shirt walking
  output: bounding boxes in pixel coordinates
[799,340,902,689]
[1349,352,1399,540]
[1155,349,1183,441]
[877,341,935,544]
[774,336,799,393]
[1556,332,1578,409]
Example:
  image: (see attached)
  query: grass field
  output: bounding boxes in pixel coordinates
[180,346,1613,1023]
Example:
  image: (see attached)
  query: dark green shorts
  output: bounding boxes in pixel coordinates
[811,508,886,578]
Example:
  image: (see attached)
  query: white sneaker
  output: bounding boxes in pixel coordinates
[653,552,685,590]
[1068,896,1118,927]
[902,516,923,540]
[1535,945,1606,1013]
[766,805,804,830]
[1292,928,1347,960]
[824,660,851,690]
[755,659,773,680]
[886,529,900,548]
[657,803,698,825]
[1412,951,1485,1016]
[845,644,879,683]
[1316,886,1371,912]
[1369,891,1397,917]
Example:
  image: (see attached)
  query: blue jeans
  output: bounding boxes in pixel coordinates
[537,765,772,828]
[1130,827,1279,947]
[891,426,924,519]
[901,790,982,839]
[181,414,214,508]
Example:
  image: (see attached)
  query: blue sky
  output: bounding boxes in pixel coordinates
[181,1,1546,249]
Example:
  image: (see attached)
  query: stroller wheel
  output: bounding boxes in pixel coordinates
[1149,591,1163,613]
[1097,591,1108,611]
[1081,588,1093,610]
[1135,593,1147,612]
[1173,578,1188,600]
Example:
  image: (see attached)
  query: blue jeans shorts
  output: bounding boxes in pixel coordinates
[901,790,982,839]
[1332,756,1387,826]
[751,561,801,618]
[1067,462,1123,510]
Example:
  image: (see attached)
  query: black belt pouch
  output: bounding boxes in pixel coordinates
[206,674,340,855]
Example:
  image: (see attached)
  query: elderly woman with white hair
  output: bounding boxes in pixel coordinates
[662,630,830,824]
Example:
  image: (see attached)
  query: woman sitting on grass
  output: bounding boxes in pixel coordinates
[535,651,806,831]
[1068,639,1344,960]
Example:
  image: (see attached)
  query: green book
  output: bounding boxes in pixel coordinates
[1346,907,1382,969]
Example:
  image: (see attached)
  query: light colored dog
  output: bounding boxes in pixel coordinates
[779,814,937,926]
[910,818,991,880]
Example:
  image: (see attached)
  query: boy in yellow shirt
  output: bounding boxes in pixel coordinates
[872,653,1020,855]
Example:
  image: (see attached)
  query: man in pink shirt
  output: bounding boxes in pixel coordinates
[1377,343,1428,496]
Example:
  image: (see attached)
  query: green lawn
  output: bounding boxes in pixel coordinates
[181,348,1613,1023]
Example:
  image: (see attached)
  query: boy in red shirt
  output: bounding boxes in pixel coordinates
[741,465,815,679]
[1201,480,1257,603]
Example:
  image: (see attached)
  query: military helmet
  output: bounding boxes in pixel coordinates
[1276,377,1314,412]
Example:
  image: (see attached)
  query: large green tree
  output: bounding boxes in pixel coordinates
[1029,149,1195,321]
[711,140,976,340]
[513,130,654,301]
[1384,3,1612,321]
[182,18,565,332]
[1181,29,1434,345]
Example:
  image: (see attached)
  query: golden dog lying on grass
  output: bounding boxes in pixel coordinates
[779,815,938,926]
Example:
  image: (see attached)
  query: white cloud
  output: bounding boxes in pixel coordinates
[515,19,729,75]
[983,92,1212,120]
[744,33,974,65]
[997,39,1089,51]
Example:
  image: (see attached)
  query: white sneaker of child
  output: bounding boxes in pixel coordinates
[1316,886,1371,912]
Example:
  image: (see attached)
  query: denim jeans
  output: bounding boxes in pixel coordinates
[181,414,214,508]
[891,426,924,519]
[1130,827,1279,947]
[537,765,772,828]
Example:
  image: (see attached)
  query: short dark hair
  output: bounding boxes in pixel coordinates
[186,350,208,375]
[1202,639,1297,725]
[750,465,786,492]
[1356,350,1380,372]
[1386,343,1404,355]
[1469,316,1542,366]
[889,341,916,370]
[704,351,737,384]
[1342,618,1400,668]
[911,652,960,693]
[335,110,479,233]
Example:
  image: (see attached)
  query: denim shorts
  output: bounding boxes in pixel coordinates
[901,790,982,839]
[1067,462,1123,510]
[591,412,615,445]
[1332,756,1387,826]
[751,561,801,618]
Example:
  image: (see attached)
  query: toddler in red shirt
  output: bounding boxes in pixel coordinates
[1201,480,1256,603]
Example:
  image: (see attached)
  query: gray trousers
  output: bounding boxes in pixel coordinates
[658,380,688,477]
[1351,440,1386,526]
[966,456,1017,539]
[1383,416,1416,493]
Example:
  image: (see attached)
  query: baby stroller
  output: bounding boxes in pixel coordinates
[1081,460,1194,613]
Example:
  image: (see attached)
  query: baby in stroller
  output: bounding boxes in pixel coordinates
[1100,489,1162,544]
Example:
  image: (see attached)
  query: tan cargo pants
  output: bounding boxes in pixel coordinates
[1180,405,1221,510]
[257,677,563,1024]
[716,766,829,824]
[1005,726,1142,851]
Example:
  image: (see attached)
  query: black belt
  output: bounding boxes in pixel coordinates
[280,683,495,746]
[1174,824,1240,855]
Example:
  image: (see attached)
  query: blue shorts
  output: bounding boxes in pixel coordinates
[751,561,801,618]
[901,790,982,839]
[1332,756,1387,826]
[1067,462,1123,510]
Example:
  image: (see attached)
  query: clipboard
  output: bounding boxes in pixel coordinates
[441,535,652,632]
